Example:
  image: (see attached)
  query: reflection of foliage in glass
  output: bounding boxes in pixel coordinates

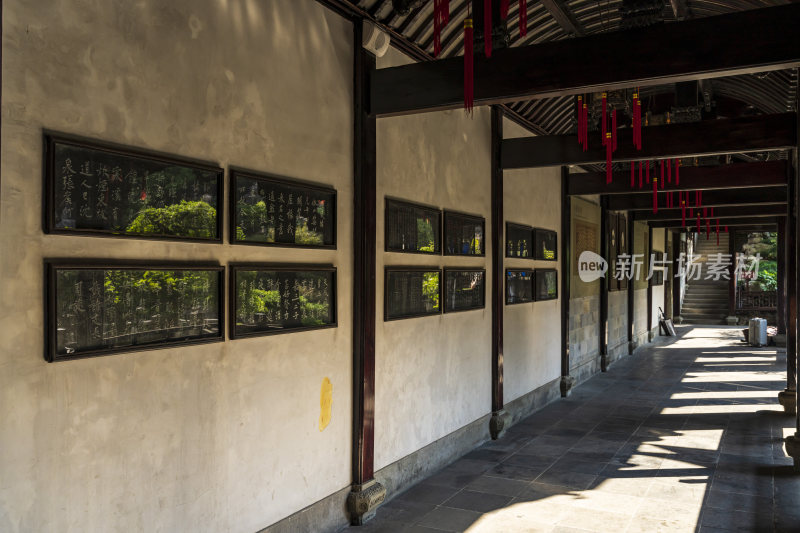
[422,272,440,310]
[235,271,332,329]
[127,201,216,238]
[417,217,436,252]
[236,200,324,245]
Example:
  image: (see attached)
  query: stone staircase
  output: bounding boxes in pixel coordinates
[680,233,730,325]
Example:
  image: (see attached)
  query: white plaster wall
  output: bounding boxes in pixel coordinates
[1,2,353,531]
[502,120,561,403]
[374,48,492,471]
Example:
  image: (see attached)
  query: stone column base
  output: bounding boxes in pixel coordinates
[784,434,800,472]
[490,409,510,440]
[347,479,386,525]
[600,352,608,372]
[560,375,575,397]
[778,389,797,416]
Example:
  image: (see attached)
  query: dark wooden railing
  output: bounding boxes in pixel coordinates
[736,287,777,310]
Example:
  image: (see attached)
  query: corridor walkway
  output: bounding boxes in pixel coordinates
[355,327,799,532]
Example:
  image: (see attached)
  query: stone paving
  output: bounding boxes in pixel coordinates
[352,326,800,532]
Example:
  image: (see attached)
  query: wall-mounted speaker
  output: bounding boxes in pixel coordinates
[362,21,390,58]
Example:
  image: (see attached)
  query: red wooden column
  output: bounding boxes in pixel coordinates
[562,167,575,395]
[347,22,386,524]
[779,213,796,415]
[785,105,800,469]
[647,226,654,341]
[489,106,508,438]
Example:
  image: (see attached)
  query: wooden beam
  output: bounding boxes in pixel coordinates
[608,186,786,211]
[632,205,786,222]
[370,5,800,116]
[649,217,779,228]
[568,161,788,196]
[503,113,796,169]
[540,0,585,37]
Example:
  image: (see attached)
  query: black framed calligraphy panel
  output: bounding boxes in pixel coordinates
[385,199,441,254]
[44,133,223,241]
[45,262,224,362]
[535,269,558,301]
[443,269,485,313]
[506,223,533,258]
[506,269,534,305]
[443,211,485,256]
[385,267,442,320]
[534,228,557,261]
[230,264,336,338]
[231,169,336,248]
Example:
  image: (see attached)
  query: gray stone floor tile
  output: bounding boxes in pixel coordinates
[416,506,482,532]
[442,489,513,513]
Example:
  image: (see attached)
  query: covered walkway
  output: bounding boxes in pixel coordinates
[356,327,799,532]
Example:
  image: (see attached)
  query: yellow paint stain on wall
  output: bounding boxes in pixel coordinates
[319,377,333,431]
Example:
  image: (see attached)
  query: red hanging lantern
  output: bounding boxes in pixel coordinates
[463,18,474,113]
[601,92,608,145]
[725,225,729,233]
[519,0,528,36]
[433,0,451,57]
[500,0,510,19]
[606,132,613,184]
[681,192,686,227]
[484,0,493,58]
[639,161,643,188]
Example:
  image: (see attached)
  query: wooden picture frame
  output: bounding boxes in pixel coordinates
[443,211,485,256]
[384,267,442,320]
[230,168,336,249]
[506,268,534,305]
[385,198,442,255]
[533,228,558,261]
[506,223,533,258]
[45,260,224,362]
[229,263,337,338]
[443,269,486,313]
[535,268,559,301]
[43,132,223,242]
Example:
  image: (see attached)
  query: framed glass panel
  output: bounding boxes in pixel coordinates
[46,262,224,362]
[44,133,223,241]
[230,265,336,338]
[385,199,441,254]
[506,223,533,258]
[535,269,558,301]
[534,228,557,261]
[506,269,534,305]
[443,211,485,256]
[443,269,485,313]
[385,268,442,320]
[231,169,336,248]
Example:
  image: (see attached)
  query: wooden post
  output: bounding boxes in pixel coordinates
[780,156,797,416]
[628,214,635,353]
[599,198,609,371]
[561,167,574,395]
[489,106,508,438]
[778,217,786,335]
[728,234,736,318]
[672,230,682,320]
[347,22,386,524]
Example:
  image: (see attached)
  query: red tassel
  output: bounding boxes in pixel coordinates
[519,0,528,36]
[706,218,710,240]
[681,192,686,227]
[639,161,643,188]
[675,159,680,185]
[606,133,613,184]
[601,93,608,145]
[698,189,702,207]
[716,219,720,245]
[667,159,672,184]
[652,172,658,213]
[464,19,474,113]
[576,96,582,147]
[697,213,701,235]
[725,225,728,233]
[500,0,510,19]
[660,160,664,189]
[631,161,635,188]
[433,0,444,56]
[612,109,618,152]
[484,0,493,58]
[646,160,650,184]
[710,207,714,218]
[703,207,707,219]
[583,102,588,151]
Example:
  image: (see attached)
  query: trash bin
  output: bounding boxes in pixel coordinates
[748,318,767,347]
